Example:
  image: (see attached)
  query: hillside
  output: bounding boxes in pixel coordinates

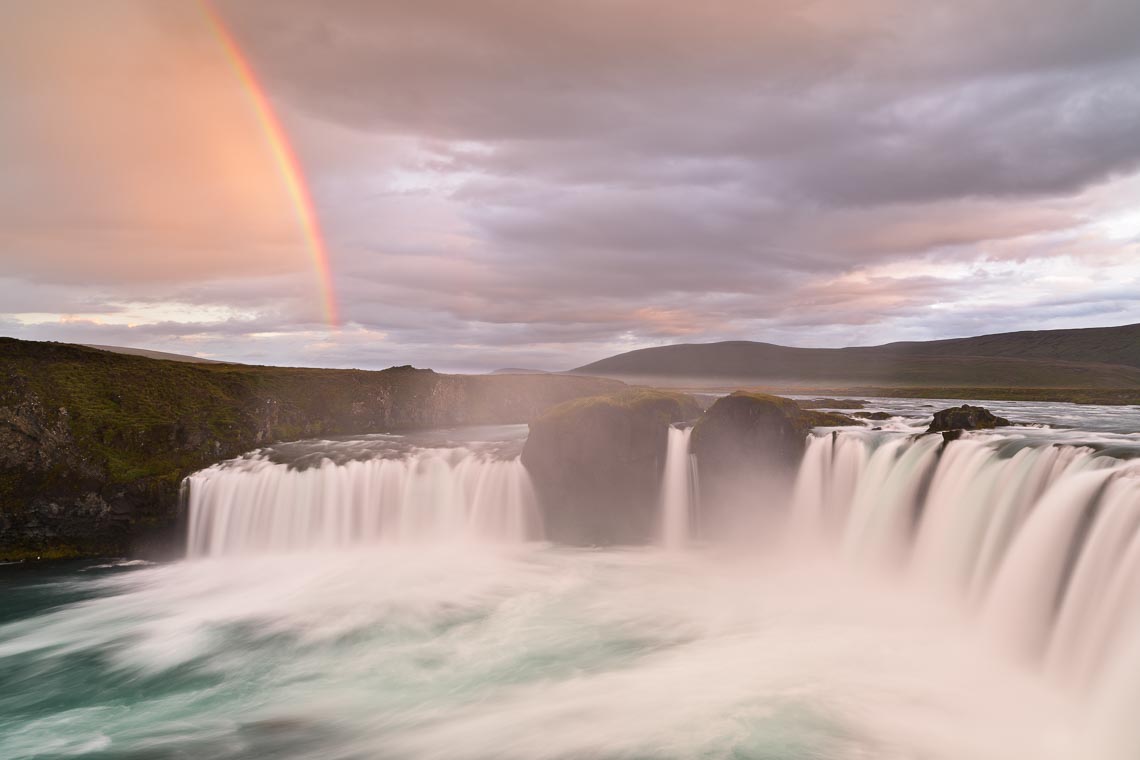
[83,344,229,364]
[0,338,622,560]
[570,323,1140,398]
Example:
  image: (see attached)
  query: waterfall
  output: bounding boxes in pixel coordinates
[791,429,1140,688]
[658,425,696,549]
[186,447,541,557]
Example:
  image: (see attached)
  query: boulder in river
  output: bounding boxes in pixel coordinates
[853,411,893,421]
[927,404,1011,434]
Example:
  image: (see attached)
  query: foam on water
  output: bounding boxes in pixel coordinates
[0,548,1103,760]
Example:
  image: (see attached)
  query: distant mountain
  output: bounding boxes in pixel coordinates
[491,368,550,375]
[83,344,229,364]
[570,323,1140,390]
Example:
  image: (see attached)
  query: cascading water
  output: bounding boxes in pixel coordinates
[8,403,1140,760]
[186,442,541,556]
[790,428,1140,693]
[658,425,696,549]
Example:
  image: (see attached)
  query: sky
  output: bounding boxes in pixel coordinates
[1,0,1138,372]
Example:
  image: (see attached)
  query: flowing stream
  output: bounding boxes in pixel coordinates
[3,404,1140,760]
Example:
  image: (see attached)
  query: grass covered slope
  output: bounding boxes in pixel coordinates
[570,323,1140,400]
[0,338,623,559]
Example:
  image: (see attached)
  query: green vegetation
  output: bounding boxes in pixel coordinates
[538,388,702,426]
[714,391,859,430]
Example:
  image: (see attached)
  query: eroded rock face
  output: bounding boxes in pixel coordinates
[926,404,1011,434]
[688,393,804,533]
[692,393,806,470]
[521,390,701,545]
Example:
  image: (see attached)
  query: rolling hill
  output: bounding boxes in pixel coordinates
[569,323,1140,397]
[83,344,230,364]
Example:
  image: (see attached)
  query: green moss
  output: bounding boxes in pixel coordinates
[691,392,858,443]
[721,391,803,416]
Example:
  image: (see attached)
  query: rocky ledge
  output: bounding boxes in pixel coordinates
[926,404,1011,435]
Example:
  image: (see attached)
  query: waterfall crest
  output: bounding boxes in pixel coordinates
[658,425,696,549]
[791,430,1140,687]
[186,448,541,557]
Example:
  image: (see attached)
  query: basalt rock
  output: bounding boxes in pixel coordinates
[521,389,701,545]
[853,411,893,421]
[926,404,1011,434]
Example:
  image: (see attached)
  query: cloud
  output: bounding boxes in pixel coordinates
[1,0,1138,371]
[0,1,313,285]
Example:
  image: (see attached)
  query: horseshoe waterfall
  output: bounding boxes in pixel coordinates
[4,401,1140,760]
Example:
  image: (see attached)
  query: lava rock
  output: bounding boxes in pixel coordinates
[690,392,846,534]
[926,404,1011,434]
[521,389,700,545]
[853,411,893,421]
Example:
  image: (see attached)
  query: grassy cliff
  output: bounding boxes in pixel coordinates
[0,339,623,560]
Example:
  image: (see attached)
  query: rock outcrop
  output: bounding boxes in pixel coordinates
[690,392,854,535]
[926,404,1011,434]
[0,338,623,560]
[521,389,701,545]
[853,411,893,421]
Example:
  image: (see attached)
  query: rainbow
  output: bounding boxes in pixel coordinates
[200,1,340,327]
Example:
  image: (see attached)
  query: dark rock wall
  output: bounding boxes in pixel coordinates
[521,390,701,545]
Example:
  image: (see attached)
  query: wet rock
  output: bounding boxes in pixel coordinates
[926,404,1011,434]
[853,411,893,421]
[521,390,700,545]
[692,393,807,470]
[690,392,834,535]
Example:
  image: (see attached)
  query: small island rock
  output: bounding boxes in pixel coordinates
[927,404,1011,434]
